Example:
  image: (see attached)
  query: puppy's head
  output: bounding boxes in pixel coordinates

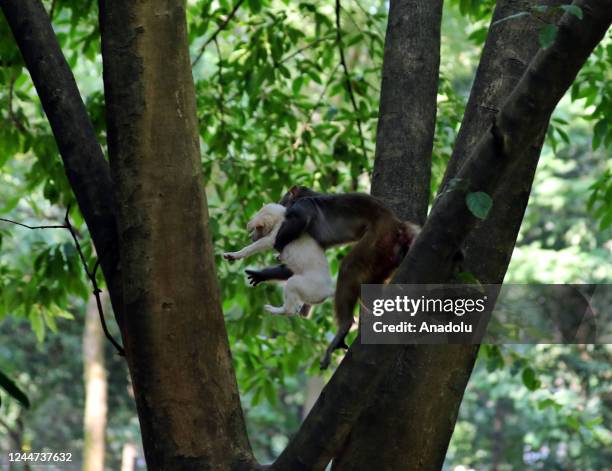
[247,204,286,241]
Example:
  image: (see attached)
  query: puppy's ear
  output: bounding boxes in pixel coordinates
[289,185,300,198]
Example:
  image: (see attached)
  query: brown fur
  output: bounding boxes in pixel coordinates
[321,216,419,369]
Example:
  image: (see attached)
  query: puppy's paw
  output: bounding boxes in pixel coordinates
[223,252,239,261]
[264,304,283,315]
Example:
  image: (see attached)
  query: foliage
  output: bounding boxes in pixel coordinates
[0,316,137,469]
[446,344,612,470]
[0,0,609,467]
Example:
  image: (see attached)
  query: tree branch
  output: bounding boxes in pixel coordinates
[277,34,335,66]
[0,0,123,329]
[0,207,125,356]
[0,218,65,230]
[335,0,368,165]
[274,1,611,468]
[62,206,125,356]
[192,0,246,67]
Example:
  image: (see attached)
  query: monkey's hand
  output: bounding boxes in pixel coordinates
[223,252,242,261]
[245,269,266,286]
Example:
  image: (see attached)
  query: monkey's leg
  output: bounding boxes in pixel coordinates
[245,264,293,286]
[319,256,362,369]
[320,325,352,370]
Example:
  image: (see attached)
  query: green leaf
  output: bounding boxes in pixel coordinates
[0,370,30,408]
[521,367,541,391]
[566,415,580,431]
[584,416,603,429]
[466,192,492,219]
[539,24,557,49]
[537,398,561,410]
[247,0,262,14]
[592,119,607,150]
[456,271,481,285]
[467,27,488,45]
[30,309,46,342]
[560,4,583,20]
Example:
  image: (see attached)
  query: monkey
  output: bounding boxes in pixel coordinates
[246,186,420,369]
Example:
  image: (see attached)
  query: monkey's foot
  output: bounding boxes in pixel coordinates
[319,352,331,370]
[320,334,350,369]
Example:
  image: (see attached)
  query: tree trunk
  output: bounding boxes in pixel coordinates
[370,0,442,224]
[82,294,108,471]
[2,0,610,468]
[332,1,445,468]
[121,442,138,471]
[441,0,564,285]
[275,2,610,469]
[382,2,610,468]
[336,2,566,469]
[97,1,252,469]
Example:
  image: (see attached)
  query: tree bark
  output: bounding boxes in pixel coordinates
[383,3,610,468]
[440,0,564,285]
[332,1,444,468]
[3,0,609,468]
[273,1,611,469]
[0,0,123,327]
[82,294,108,471]
[97,1,252,469]
[370,0,442,224]
[336,2,565,469]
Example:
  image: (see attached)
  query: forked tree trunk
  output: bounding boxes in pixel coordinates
[335,2,565,469]
[1,0,609,469]
[82,294,108,471]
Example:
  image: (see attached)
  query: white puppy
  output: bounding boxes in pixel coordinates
[223,203,334,316]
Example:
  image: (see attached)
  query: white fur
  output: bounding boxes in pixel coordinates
[224,203,334,316]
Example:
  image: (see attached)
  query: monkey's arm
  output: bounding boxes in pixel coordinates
[223,234,275,261]
[245,264,293,286]
[273,205,310,252]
